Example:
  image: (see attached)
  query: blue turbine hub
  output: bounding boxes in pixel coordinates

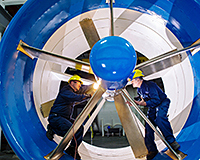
[90,36,137,90]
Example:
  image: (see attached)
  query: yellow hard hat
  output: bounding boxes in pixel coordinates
[128,69,144,81]
[68,75,83,84]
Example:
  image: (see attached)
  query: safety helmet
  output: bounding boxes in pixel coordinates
[128,69,144,81]
[68,75,83,84]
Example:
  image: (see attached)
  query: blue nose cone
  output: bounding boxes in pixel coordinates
[90,36,137,90]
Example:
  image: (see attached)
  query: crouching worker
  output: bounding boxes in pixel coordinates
[46,75,94,160]
[128,70,180,160]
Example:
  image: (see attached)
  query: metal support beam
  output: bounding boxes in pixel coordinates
[2,0,26,6]
[109,0,114,36]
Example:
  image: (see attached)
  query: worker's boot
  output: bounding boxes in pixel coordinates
[65,145,81,160]
[46,124,55,141]
[170,141,180,151]
[146,150,158,160]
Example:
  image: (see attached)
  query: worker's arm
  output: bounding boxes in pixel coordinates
[60,89,91,102]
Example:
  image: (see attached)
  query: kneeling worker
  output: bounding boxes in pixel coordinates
[128,69,180,160]
[46,75,94,160]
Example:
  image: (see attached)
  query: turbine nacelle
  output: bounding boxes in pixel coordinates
[90,36,137,90]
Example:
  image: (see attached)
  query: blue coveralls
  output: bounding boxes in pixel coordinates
[48,84,92,147]
[137,80,175,152]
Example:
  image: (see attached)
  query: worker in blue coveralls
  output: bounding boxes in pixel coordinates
[46,74,94,160]
[128,69,180,160]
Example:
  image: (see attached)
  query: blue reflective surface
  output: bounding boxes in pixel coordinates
[90,36,137,89]
[0,0,200,159]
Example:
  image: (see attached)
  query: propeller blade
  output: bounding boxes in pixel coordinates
[41,99,55,118]
[44,86,105,160]
[49,70,95,85]
[114,9,142,36]
[17,40,92,74]
[136,42,200,76]
[137,50,181,77]
[191,38,200,46]
[190,38,200,52]
[114,92,148,158]
[83,98,106,136]
[122,89,181,159]
[79,18,100,48]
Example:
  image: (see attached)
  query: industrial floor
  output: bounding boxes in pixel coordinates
[0,150,19,160]
[83,131,129,148]
[0,132,129,160]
